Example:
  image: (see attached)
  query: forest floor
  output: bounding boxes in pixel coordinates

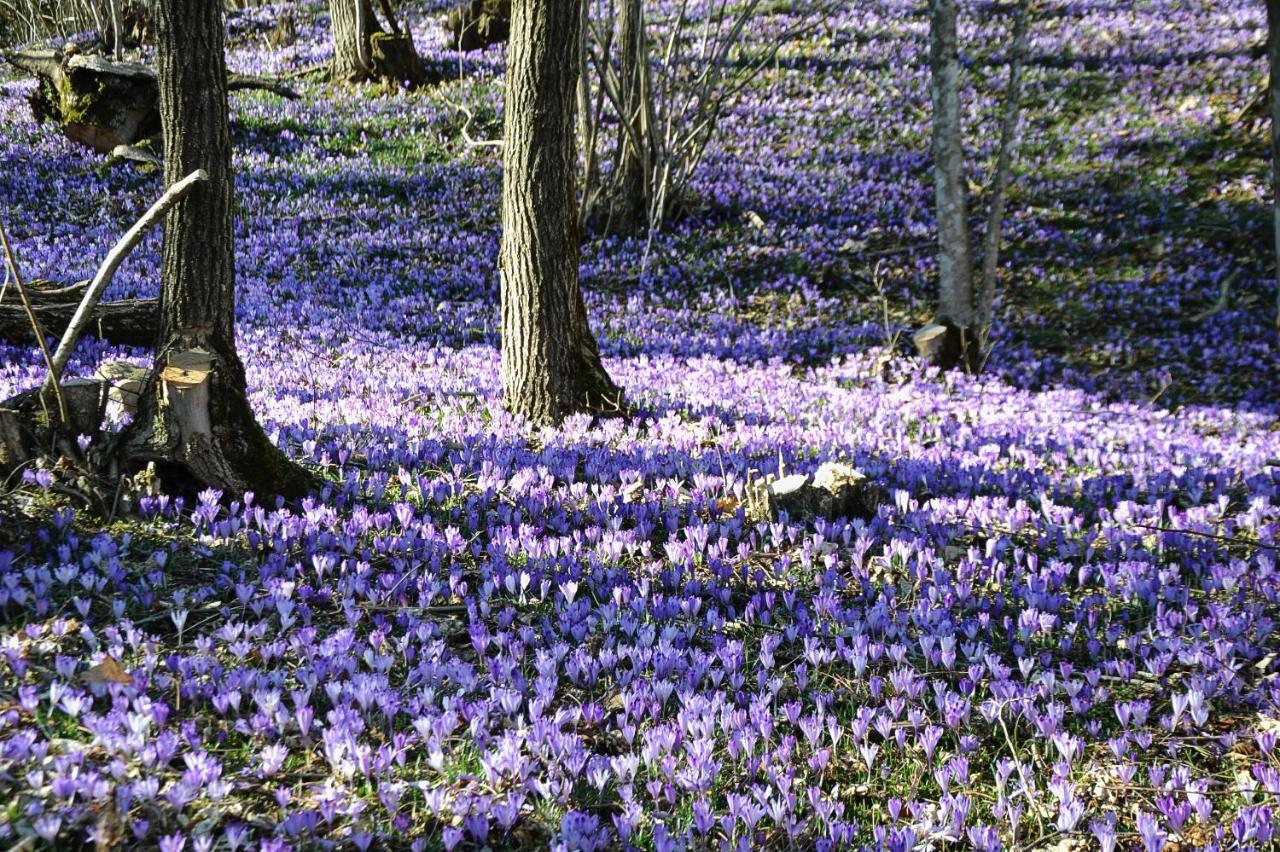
[1,0,1279,849]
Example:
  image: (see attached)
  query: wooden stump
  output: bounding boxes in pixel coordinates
[445,0,510,51]
[10,49,160,152]
[370,32,428,88]
[0,380,108,471]
[913,321,980,372]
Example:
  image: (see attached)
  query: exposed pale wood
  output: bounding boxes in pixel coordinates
[109,144,163,166]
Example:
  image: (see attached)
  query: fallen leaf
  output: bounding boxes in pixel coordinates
[81,656,132,686]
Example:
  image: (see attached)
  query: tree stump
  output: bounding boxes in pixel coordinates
[6,48,160,152]
[754,461,883,523]
[370,32,428,88]
[912,321,980,372]
[446,0,510,51]
[0,380,108,470]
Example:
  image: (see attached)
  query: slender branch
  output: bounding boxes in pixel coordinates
[0,219,67,425]
[978,0,1033,350]
[45,169,208,390]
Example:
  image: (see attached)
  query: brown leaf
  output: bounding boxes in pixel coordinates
[81,656,132,686]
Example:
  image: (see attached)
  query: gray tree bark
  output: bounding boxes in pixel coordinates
[928,0,975,332]
[124,0,309,497]
[331,0,425,86]
[1270,0,1280,327]
[331,0,380,82]
[500,0,622,425]
[977,0,1031,349]
[608,0,654,232]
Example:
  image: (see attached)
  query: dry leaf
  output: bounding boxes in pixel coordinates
[81,656,132,686]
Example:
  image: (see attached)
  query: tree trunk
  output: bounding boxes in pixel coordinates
[927,0,976,363]
[1270,0,1280,328]
[331,0,426,86]
[976,0,1031,352]
[331,0,380,81]
[500,0,622,425]
[445,0,510,51]
[608,0,653,232]
[123,0,309,498]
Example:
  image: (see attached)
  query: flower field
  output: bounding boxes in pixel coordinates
[1,0,1279,848]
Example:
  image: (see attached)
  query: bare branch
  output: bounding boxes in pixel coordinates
[45,169,208,390]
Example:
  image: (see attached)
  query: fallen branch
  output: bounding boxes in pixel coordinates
[1190,270,1238,322]
[1125,521,1279,552]
[227,73,301,100]
[46,169,207,390]
[0,299,158,348]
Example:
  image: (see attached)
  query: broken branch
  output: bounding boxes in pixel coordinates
[45,169,207,391]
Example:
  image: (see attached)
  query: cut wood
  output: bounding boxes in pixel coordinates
[109,143,162,167]
[96,361,149,413]
[913,320,978,371]
[0,379,107,470]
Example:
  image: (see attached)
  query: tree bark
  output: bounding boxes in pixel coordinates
[1270,0,1280,328]
[122,0,309,498]
[330,0,426,86]
[0,298,158,348]
[977,0,1031,350]
[500,0,622,425]
[331,0,380,82]
[608,0,653,232]
[928,0,975,333]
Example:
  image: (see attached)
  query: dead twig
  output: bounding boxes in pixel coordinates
[0,218,68,426]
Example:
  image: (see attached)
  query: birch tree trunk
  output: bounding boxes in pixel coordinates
[928,0,975,337]
[124,0,310,497]
[500,0,623,425]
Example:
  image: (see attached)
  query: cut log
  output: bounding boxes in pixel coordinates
[1,48,298,153]
[445,0,510,51]
[109,143,162,167]
[23,280,92,304]
[97,361,149,414]
[15,48,160,152]
[0,298,158,348]
[0,379,107,470]
[913,320,979,371]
